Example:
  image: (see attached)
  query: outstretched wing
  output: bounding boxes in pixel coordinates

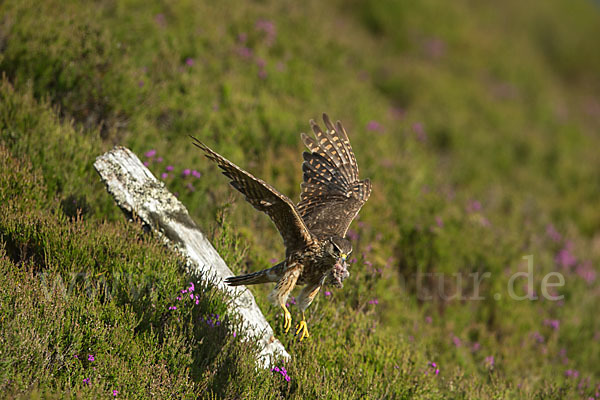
[297,113,371,238]
[191,137,314,253]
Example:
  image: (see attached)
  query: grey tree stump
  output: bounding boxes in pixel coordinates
[94,146,290,368]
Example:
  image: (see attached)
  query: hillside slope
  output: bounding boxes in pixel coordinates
[1,0,599,398]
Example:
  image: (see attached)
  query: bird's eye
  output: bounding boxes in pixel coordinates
[341,253,347,261]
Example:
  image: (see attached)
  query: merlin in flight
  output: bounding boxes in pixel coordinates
[192,113,371,341]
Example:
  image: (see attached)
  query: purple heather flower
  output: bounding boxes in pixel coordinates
[189,293,194,300]
[452,336,461,347]
[185,58,195,67]
[191,169,202,178]
[166,165,174,172]
[544,319,560,330]
[425,316,432,324]
[256,19,276,35]
[556,242,577,270]
[113,390,119,396]
[74,354,79,359]
[546,224,562,242]
[143,161,149,167]
[576,261,596,284]
[466,200,482,213]
[255,19,276,45]
[83,378,90,385]
[368,298,379,305]
[138,80,144,88]
[484,355,495,367]
[412,122,427,142]
[271,364,290,381]
[186,183,195,192]
[472,342,481,352]
[189,282,195,292]
[204,313,221,328]
[427,362,440,376]
[565,369,579,378]
[155,156,163,163]
[169,306,177,310]
[289,296,296,305]
[233,331,237,337]
[161,172,168,179]
[236,46,253,59]
[366,120,383,132]
[324,291,332,297]
[269,258,278,264]
[154,13,166,27]
[256,58,266,68]
[238,33,247,43]
[182,169,191,177]
[88,354,95,362]
[435,216,444,228]
[145,149,157,158]
[181,289,188,294]
[531,331,545,343]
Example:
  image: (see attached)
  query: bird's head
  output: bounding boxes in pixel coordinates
[325,236,352,262]
[325,236,352,288]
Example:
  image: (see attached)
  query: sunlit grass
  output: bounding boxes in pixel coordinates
[1,0,599,398]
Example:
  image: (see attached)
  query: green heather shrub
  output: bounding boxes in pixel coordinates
[1,0,599,398]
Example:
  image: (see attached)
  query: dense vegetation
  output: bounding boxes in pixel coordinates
[1,0,599,398]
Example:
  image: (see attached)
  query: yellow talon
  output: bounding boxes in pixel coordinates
[282,305,292,334]
[295,312,310,341]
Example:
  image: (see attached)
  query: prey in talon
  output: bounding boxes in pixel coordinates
[192,113,370,341]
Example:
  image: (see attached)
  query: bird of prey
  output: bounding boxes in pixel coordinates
[191,113,371,341]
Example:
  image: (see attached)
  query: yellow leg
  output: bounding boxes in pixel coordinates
[295,312,310,341]
[282,304,292,334]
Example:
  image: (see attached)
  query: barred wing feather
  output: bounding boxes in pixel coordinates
[297,114,371,238]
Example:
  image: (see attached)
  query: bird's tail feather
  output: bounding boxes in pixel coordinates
[225,262,284,286]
